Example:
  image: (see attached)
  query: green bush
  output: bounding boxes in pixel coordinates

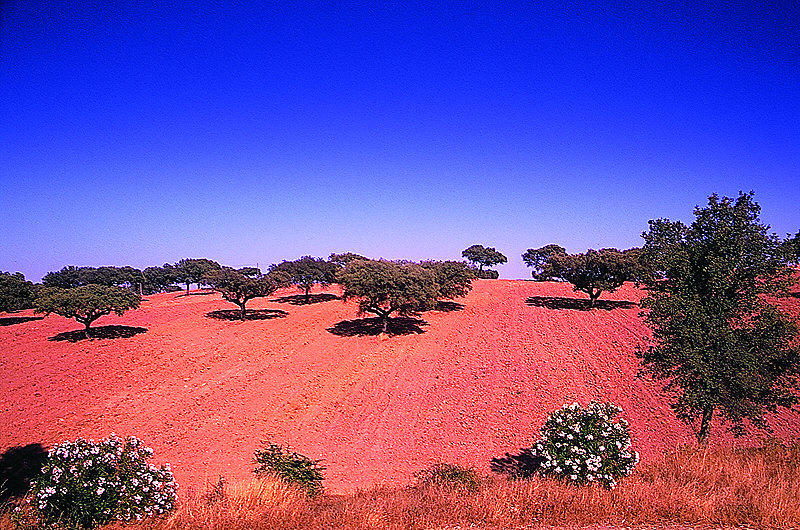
[530,401,638,489]
[252,443,325,496]
[413,462,481,491]
[18,435,177,529]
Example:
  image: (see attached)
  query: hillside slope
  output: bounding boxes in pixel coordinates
[2,280,799,493]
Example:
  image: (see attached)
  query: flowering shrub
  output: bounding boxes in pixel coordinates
[530,401,639,489]
[20,435,177,529]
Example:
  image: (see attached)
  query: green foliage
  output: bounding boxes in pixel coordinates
[204,267,288,319]
[784,230,800,264]
[269,256,338,302]
[174,258,221,293]
[530,401,639,489]
[142,264,179,294]
[42,266,143,291]
[461,245,507,273]
[475,269,499,279]
[522,244,567,281]
[419,260,475,299]
[34,285,140,331]
[638,192,800,444]
[413,463,481,491]
[0,271,36,313]
[524,247,639,307]
[339,259,472,333]
[252,443,325,496]
[328,252,370,268]
[20,435,177,529]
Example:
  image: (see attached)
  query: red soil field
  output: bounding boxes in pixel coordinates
[2,280,799,495]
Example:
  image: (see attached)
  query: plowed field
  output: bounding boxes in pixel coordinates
[2,280,799,494]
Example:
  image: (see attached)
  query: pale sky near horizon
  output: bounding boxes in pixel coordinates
[2,1,798,281]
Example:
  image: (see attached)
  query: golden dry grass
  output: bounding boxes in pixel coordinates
[3,443,800,529]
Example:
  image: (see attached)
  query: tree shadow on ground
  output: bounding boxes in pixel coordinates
[327,317,428,337]
[205,309,289,321]
[178,290,215,297]
[271,293,341,305]
[790,292,800,298]
[49,325,148,342]
[0,444,48,508]
[435,301,464,312]
[525,296,636,311]
[490,448,544,479]
[0,316,44,327]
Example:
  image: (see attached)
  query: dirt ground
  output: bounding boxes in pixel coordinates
[2,279,799,495]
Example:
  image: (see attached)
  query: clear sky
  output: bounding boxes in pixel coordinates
[2,1,798,281]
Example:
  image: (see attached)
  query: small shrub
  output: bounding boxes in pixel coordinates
[530,401,638,489]
[17,435,177,529]
[252,443,324,496]
[413,462,481,491]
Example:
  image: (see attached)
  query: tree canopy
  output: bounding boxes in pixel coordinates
[522,244,567,281]
[269,256,338,303]
[338,259,473,333]
[35,285,141,334]
[204,268,289,319]
[142,264,180,294]
[328,252,370,268]
[0,271,36,313]
[461,245,507,276]
[637,192,800,444]
[42,265,142,290]
[524,247,639,307]
[175,258,221,293]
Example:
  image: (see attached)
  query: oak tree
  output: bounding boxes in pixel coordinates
[522,244,567,281]
[0,271,36,313]
[204,268,289,320]
[175,258,221,294]
[339,259,472,333]
[269,256,338,303]
[35,285,141,335]
[638,192,800,445]
[461,245,507,277]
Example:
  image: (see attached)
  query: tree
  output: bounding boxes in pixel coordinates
[328,252,370,268]
[175,258,221,294]
[420,260,474,299]
[204,268,289,320]
[0,271,36,313]
[339,259,472,333]
[143,264,179,294]
[43,266,84,288]
[35,285,141,335]
[269,256,339,303]
[638,192,800,445]
[522,244,567,281]
[529,247,639,308]
[461,245,507,277]
[783,230,800,264]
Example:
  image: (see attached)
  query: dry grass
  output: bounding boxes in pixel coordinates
[3,443,800,529]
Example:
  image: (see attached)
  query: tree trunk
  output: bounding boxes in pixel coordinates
[382,316,389,333]
[588,289,603,308]
[239,303,247,320]
[305,286,311,304]
[697,406,714,446]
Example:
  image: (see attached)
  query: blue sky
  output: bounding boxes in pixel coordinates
[2,1,798,280]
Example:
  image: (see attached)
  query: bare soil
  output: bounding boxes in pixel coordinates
[2,280,799,494]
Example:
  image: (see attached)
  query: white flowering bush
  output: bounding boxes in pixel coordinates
[530,401,639,489]
[19,435,177,529]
